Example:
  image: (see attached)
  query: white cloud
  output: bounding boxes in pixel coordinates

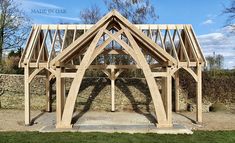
[228,60,235,65]
[38,14,80,22]
[197,26,235,69]
[198,33,224,42]
[201,19,214,25]
[20,0,62,9]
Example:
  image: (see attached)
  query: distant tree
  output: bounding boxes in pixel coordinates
[0,0,31,63]
[78,0,158,72]
[79,0,158,24]
[215,54,224,69]
[104,0,158,24]
[8,48,21,58]
[80,4,102,24]
[206,56,215,71]
[206,53,224,71]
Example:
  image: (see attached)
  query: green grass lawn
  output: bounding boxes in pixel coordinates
[0,131,234,143]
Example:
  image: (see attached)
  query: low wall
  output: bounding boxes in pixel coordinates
[0,74,46,95]
[0,74,192,112]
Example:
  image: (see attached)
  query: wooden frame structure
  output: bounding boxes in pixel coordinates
[19,10,205,128]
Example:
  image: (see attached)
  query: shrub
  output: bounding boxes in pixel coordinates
[209,103,227,112]
[180,70,235,104]
[0,56,23,74]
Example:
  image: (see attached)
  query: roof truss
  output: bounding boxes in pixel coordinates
[20,11,205,69]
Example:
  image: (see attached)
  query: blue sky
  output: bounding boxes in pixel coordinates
[19,0,235,69]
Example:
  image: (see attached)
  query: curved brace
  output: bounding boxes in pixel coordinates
[171,66,202,123]
[171,67,198,82]
[45,68,56,76]
[58,23,110,127]
[183,67,198,82]
[28,67,56,83]
[114,69,124,80]
[121,28,169,126]
[28,68,44,83]
[101,69,111,79]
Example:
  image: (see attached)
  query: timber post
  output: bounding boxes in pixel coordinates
[111,68,115,112]
[175,72,180,112]
[24,65,30,126]
[196,64,202,123]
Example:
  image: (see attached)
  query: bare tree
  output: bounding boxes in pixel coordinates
[224,0,235,27]
[0,0,30,62]
[216,54,224,69]
[78,0,158,69]
[206,53,224,71]
[104,0,158,24]
[80,4,102,24]
[206,56,215,71]
[80,0,158,24]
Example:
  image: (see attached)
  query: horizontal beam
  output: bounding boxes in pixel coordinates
[61,73,76,78]
[65,64,140,69]
[102,49,128,55]
[21,61,199,69]
[152,72,168,77]
[36,24,190,30]
[78,49,129,56]
[178,62,197,67]
[39,24,93,30]
[21,63,48,68]
[135,24,187,30]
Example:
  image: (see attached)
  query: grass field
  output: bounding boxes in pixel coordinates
[0,131,234,143]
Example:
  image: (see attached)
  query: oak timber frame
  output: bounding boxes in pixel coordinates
[19,10,206,128]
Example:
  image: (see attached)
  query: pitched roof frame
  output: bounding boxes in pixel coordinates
[21,10,205,129]
[56,15,171,127]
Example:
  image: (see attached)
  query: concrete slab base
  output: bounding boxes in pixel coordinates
[39,124,193,134]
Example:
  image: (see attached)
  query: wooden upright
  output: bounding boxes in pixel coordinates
[19,10,206,128]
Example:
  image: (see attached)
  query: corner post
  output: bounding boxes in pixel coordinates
[196,64,202,123]
[161,66,173,127]
[45,71,52,112]
[166,67,172,125]
[175,71,180,112]
[24,65,30,125]
[111,68,115,112]
[56,66,63,127]
[61,69,65,112]
[161,77,167,111]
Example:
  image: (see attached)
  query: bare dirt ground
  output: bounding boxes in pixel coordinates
[174,111,235,130]
[0,109,235,132]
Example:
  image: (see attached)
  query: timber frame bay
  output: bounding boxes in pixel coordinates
[19,10,206,128]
